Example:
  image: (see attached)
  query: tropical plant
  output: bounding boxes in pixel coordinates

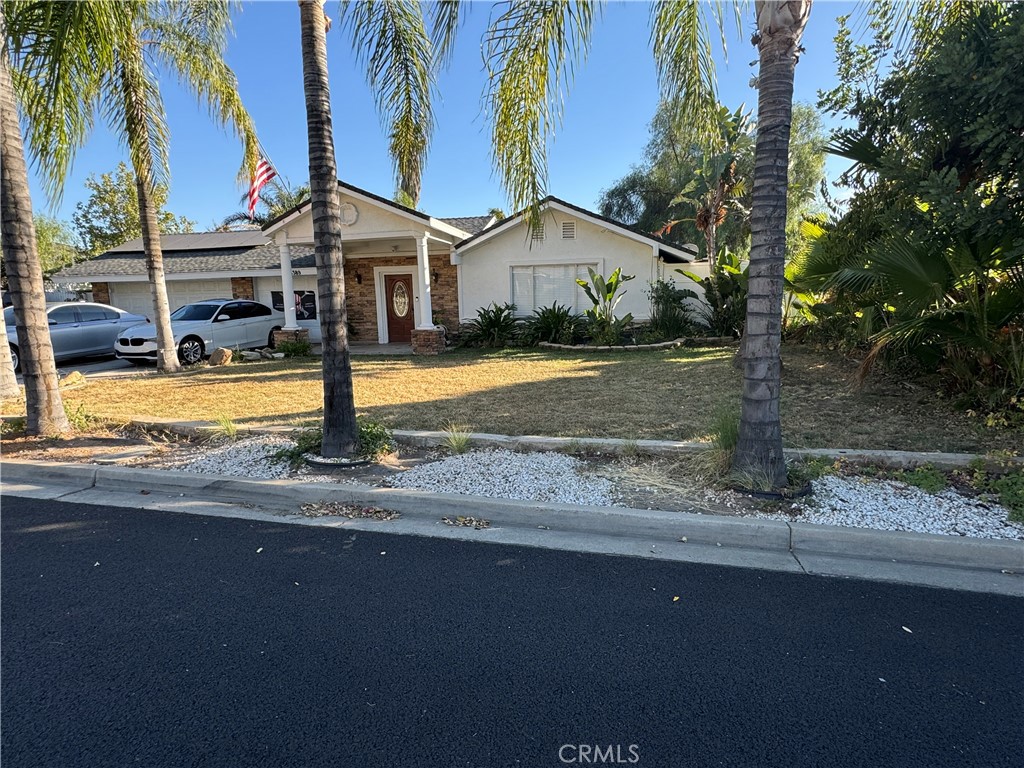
[219,176,310,230]
[646,280,699,341]
[10,1,259,375]
[0,2,70,433]
[576,267,635,346]
[657,105,752,268]
[460,303,522,348]
[523,302,586,345]
[274,418,396,466]
[679,249,749,338]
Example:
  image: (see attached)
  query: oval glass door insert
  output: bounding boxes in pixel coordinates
[392,282,410,317]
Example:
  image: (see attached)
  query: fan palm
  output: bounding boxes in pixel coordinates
[220,177,311,230]
[11,0,259,374]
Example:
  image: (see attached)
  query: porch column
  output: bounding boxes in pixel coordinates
[415,232,434,328]
[276,231,299,330]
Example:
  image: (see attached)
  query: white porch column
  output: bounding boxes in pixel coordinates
[276,232,299,330]
[415,232,434,328]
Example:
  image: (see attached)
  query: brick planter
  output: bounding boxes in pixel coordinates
[411,328,445,355]
[272,328,310,347]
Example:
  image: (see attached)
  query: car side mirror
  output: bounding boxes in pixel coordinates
[215,314,231,322]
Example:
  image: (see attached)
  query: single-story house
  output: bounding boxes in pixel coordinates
[54,180,703,354]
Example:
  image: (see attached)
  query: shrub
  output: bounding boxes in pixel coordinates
[275,418,396,466]
[460,303,523,348]
[214,414,238,441]
[896,464,948,494]
[276,339,313,357]
[647,280,699,340]
[441,421,472,454]
[523,303,586,345]
[677,248,748,338]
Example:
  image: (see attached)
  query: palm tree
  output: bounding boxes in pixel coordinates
[731,1,813,489]
[0,4,70,432]
[219,177,311,230]
[479,0,808,490]
[14,1,259,374]
[298,0,358,457]
[0,321,18,401]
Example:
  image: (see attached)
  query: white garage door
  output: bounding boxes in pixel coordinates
[109,280,233,319]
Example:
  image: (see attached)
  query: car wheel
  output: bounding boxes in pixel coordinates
[177,337,204,365]
[9,344,19,373]
[267,327,281,349]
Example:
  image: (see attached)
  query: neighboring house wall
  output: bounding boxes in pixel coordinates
[458,212,687,322]
[109,278,234,319]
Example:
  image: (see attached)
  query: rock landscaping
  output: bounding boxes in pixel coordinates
[99,436,1019,544]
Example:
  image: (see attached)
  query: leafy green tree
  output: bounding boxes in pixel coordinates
[73,163,194,255]
[12,1,258,374]
[33,214,80,275]
[798,1,1024,411]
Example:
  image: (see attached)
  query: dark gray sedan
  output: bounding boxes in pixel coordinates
[4,302,149,372]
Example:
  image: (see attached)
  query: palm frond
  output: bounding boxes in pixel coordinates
[429,0,462,69]
[5,0,124,204]
[483,0,597,226]
[651,1,743,152]
[342,0,434,206]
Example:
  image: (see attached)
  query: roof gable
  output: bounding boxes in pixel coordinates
[455,197,698,262]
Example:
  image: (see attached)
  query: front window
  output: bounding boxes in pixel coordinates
[170,304,220,321]
[510,263,597,315]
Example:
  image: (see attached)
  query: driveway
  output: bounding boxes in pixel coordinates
[14,356,137,384]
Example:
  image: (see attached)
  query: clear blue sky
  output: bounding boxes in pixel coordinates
[27,0,858,230]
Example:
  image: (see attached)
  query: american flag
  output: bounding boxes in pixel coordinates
[248,157,277,219]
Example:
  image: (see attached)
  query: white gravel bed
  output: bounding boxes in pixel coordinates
[167,435,296,479]
[753,474,1024,540]
[388,448,614,506]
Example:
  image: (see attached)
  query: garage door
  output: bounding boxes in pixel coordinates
[109,280,233,319]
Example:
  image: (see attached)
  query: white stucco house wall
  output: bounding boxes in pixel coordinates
[454,197,703,321]
[52,181,703,353]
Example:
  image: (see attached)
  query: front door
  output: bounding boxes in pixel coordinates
[384,274,414,343]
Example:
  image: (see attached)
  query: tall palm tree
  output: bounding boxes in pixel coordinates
[478,0,807,490]
[731,1,813,488]
[0,322,18,401]
[0,3,70,433]
[298,0,358,457]
[14,1,259,374]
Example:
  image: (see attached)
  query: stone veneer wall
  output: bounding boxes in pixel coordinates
[344,254,459,342]
[231,276,255,300]
[91,282,110,304]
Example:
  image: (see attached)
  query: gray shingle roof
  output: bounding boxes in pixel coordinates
[106,230,269,253]
[439,216,493,235]
[56,241,316,279]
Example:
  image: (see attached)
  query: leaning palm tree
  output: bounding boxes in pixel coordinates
[14,0,258,374]
[298,0,359,457]
[0,3,70,432]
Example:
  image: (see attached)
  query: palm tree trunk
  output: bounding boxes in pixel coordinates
[135,173,180,372]
[299,0,359,458]
[0,23,70,433]
[732,0,812,490]
[120,52,180,374]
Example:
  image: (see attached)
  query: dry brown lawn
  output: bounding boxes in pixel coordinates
[4,345,1018,452]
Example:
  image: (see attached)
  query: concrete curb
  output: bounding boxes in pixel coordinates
[3,459,1021,578]
[124,418,1022,469]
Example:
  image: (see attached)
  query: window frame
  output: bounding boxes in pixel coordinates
[509,260,602,316]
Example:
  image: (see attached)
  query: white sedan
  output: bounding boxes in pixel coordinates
[115,299,284,365]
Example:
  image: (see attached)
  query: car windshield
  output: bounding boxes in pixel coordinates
[170,304,220,321]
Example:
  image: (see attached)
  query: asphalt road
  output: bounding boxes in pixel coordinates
[2,496,1021,768]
